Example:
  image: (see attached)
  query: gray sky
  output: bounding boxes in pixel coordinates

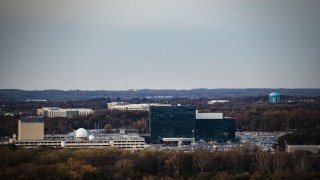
[0,0,320,90]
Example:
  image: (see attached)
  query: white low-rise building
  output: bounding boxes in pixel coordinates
[107,102,171,111]
[13,127,146,150]
[208,100,229,105]
[37,107,94,118]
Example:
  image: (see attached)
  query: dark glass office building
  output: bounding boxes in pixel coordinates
[195,118,235,142]
[149,106,196,143]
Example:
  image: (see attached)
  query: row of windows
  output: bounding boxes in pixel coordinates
[66,141,109,143]
[114,141,144,143]
[16,142,60,145]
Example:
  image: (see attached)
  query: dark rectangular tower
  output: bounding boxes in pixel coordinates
[149,106,196,143]
[195,114,235,142]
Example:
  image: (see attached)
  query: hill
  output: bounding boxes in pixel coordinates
[1,88,320,101]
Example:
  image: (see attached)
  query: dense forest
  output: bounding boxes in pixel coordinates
[220,102,320,131]
[0,145,319,179]
[276,129,320,149]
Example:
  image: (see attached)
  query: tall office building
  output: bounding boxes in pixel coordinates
[195,111,235,142]
[149,107,236,143]
[149,106,196,143]
[18,116,44,140]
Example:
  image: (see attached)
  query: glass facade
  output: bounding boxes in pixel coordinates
[149,106,196,143]
[195,118,235,142]
[66,110,79,118]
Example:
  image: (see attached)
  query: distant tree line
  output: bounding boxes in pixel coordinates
[1,98,320,137]
[224,102,320,131]
[1,88,320,101]
[0,145,319,179]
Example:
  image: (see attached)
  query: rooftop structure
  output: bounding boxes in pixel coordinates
[88,135,95,141]
[196,110,223,119]
[76,128,88,139]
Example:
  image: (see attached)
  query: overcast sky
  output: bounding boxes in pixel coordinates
[0,0,319,90]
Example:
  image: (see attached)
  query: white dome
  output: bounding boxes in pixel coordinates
[76,128,87,138]
[88,135,95,141]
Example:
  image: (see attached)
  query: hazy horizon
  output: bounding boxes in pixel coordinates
[1,0,320,90]
[1,88,320,92]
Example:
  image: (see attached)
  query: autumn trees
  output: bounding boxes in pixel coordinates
[1,146,319,179]
[223,102,320,131]
[277,128,320,150]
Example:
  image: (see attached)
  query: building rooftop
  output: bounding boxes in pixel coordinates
[196,111,223,119]
[269,92,280,96]
[21,116,44,123]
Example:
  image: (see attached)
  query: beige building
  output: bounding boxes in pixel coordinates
[37,107,94,118]
[18,116,44,140]
[286,145,320,153]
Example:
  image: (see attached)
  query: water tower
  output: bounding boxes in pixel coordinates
[269,92,281,103]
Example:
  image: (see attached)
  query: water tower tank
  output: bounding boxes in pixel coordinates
[269,92,280,103]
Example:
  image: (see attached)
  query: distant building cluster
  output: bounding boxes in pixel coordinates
[145,96,173,99]
[37,107,94,118]
[25,99,47,102]
[107,102,171,111]
[208,100,229,105]
[11,104,237,149]
[11,116,146,149]
[149,106,235,144]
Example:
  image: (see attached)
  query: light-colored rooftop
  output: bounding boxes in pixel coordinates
[196,110,223,119]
